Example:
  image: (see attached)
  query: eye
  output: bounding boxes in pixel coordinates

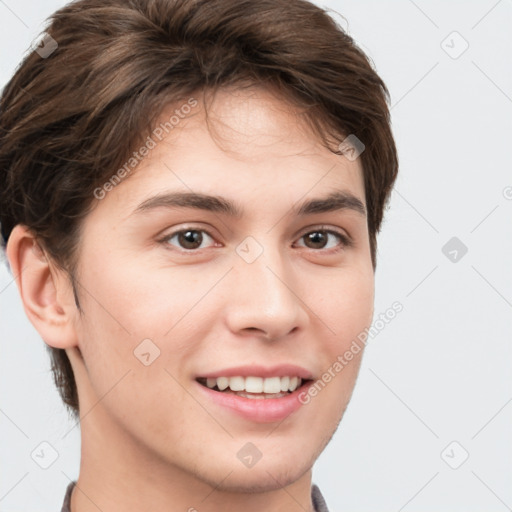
[295,227,351,252]
[159,225,352,254]
[161,228,216,251]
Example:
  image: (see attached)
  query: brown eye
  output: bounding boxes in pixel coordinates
[163,229,215,251]
[303,231,329,249]
[296,229,350,252]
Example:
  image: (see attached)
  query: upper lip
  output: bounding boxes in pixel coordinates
[196,364,314,380]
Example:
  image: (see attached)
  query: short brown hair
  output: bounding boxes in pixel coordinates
[0,0,398,417]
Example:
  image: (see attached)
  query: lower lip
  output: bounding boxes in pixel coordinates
[195,380,313,423]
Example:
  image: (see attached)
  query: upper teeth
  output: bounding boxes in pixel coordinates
[205,376,302,393]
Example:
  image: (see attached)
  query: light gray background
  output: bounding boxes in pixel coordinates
[1,1,511,511]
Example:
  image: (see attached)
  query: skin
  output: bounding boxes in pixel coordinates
[7,85,374,512]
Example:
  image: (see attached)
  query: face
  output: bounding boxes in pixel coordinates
[68,85,374,491]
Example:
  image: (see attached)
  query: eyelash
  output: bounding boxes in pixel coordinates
[158,225,352,254]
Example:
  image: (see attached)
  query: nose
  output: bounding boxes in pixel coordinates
[223,242,309,341]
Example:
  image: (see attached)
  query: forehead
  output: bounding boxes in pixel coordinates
[92,85,366,220]
[157,85,347,162]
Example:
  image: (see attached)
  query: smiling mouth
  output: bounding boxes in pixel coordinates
[196,376,313,399]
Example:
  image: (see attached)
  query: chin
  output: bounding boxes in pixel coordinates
[210,461,311,494]
[217,446,315,490]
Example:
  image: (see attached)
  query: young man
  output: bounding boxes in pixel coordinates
[0,0,398,510]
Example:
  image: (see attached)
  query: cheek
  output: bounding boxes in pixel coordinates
[72,256,195,433]
[74,250,219,382]
[300,270,372,422]
[319,266,374,352]
[77,248,194,334]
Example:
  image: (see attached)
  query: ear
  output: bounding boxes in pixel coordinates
[6,224,79,349]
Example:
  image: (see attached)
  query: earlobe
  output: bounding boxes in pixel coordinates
[5,225,79,349]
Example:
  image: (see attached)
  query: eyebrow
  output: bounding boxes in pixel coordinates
[133,190,366,218]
